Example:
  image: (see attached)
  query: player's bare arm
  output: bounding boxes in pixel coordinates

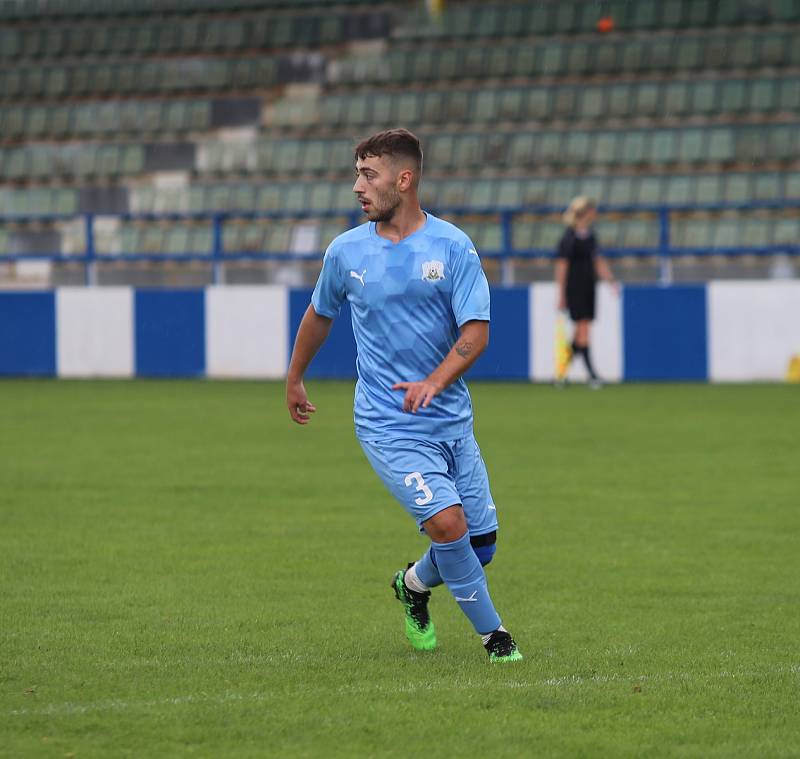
[594,254,620,294]
[555,258,568,310]
[393,320,489,413]
[286,305,333,424]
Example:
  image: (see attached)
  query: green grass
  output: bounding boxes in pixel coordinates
[1,380,798,758]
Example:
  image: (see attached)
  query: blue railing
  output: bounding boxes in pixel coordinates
[1,201,799,286]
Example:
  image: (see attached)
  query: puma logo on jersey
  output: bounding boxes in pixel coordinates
[350,269,366,286]
[469,248,479,256]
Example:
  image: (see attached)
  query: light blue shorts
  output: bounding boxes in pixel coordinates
[359,433,499,535]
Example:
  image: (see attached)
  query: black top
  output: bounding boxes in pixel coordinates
[558,228,598,294]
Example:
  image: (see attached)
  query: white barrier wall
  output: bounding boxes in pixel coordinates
[530,282,623,382]
[56,287,133,377]
[2,281,793,381]
[205,285,288,379]
[708,280,800,381]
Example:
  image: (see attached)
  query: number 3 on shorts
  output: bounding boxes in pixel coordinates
[404,471,433,506]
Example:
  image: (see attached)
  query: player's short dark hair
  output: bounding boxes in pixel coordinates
[354,128,423,173]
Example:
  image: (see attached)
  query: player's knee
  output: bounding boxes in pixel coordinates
[423,504,467,543]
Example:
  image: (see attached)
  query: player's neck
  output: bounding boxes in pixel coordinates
[376,204,426,244]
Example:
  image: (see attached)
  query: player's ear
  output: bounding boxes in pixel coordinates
[397,168,414,192]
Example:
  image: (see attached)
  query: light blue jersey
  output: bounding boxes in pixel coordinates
[311,213,490,441]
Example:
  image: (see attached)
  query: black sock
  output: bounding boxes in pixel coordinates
[581,346,598,379]
[572,342,598,379]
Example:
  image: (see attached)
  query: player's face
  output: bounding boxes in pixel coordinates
[353,155,402,222]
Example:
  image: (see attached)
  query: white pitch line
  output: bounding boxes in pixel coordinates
[6,665,798,718]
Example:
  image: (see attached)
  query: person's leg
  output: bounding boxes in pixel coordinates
[572,319,599,380]
[422,505,501,634]
[411,435,498,590]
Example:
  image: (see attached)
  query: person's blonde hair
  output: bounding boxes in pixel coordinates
[562,196,597,228]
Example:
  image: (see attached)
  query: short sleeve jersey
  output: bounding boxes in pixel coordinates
[311,213,490,442]
[558,228,599,294]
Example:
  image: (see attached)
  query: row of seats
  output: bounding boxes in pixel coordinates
[273,77,800,130]
[7,33,797,103]
[0,99,214,140]
[8,71,793,142]
[0,0,377,19]
[2,56,293,100]
[194,123,800,177]
[2,172,797,218]
[0,11,387,60]
[393,0,800,40]
[4,213,798,258]
[5,121,794,184]
[332,29,800,86]
[131,172,800,215]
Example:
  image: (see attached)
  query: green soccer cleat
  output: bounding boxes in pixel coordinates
[391,566,437,651]
[483,630,523,663]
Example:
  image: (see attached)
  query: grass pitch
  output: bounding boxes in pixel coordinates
[1,380,798,758]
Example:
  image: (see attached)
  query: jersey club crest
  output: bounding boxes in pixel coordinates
[421,260,445,281]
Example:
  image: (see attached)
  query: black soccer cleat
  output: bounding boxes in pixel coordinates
[391,564,437,650]
[483,629,523,663]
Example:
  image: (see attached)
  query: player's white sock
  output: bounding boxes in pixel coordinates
[404,563,430,593]
[480,625,507,646]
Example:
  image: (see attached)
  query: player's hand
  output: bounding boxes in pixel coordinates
[286,380,317,425]
[392,379,442,414]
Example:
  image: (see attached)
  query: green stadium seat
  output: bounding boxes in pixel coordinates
[773,218,800,244]
[678,129,706,164]
[309,184,335,213]
[712,217,739,248]
[778,79,800,111]
[264,222,292,253]
[607,84,632,118]
[607,177,636,206]
[749,80,776,112]
[564,132,591,164]
[619,39,645,72]
[522,177,548,206]
[723,174,751,203]
[651,130,678,165]
[674,38,704,70]
[511,220,535,251]
[706,128,735,163]
[753,174,782,201]
[508,134,535,170]
[663,82,690,116]
[621,219,659,248]
[525,88,551,120]
[647,38,674,72]
[665,176,694,205]
[540,43,565,76]
[635,83,660,118]
[579,88,605,121]
[690,81,717,116]
[496,179,523,209]
[511,45,536,77]
[191,225,213,254]
[719,81,747,113]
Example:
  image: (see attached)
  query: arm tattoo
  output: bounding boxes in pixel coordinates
[455,339,474,360]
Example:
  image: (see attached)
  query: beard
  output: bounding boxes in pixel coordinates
[365,189,402,222]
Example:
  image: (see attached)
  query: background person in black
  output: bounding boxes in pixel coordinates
[555,196,619,388]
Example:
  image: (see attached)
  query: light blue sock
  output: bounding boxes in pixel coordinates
[415,541,497,589]
[431,532,501,635]
[415,545,444,588]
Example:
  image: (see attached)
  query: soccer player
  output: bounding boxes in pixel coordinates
[286,128,521,663]
[555,196,619,388]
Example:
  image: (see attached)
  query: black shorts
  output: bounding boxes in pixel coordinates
[567,289,595,321]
